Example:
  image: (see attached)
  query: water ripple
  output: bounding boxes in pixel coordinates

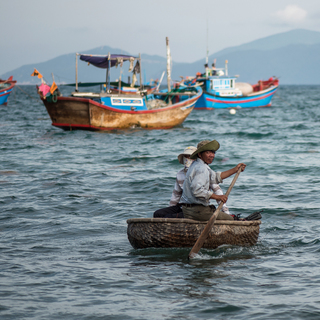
[1,85,320,319]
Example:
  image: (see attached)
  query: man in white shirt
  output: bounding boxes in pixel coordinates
[180,139,246,221]
[153,145,231,218]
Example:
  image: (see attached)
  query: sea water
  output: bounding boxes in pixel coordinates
[1,85,320,319]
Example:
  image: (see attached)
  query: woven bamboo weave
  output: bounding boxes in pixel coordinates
[127,218,261,249]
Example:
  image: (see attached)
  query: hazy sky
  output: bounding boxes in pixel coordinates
[1,0,320,75]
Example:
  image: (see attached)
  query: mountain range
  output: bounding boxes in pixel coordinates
[2,29,320,85]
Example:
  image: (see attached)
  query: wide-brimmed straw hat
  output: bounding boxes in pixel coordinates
[178,146,197,164]
[190,139,220,159]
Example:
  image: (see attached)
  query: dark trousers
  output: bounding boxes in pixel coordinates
[182,204,234,221]
[153,204,184,218]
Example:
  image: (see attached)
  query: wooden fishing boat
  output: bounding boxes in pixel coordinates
[40,88,201,130]
[185,60,278,109]
[36,38,201,130]
[0,76,16,105]
[127,218,261,249]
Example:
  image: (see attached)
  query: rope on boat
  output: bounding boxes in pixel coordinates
[15,85,39,101]
[163,86,198,102]
[274,93,294,107]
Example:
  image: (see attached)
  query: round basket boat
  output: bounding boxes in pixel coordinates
[127,218,261,249]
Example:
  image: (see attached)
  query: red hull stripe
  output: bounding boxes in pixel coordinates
[0,92,10,98]
[52,123,175,130]
[195,103,272,110]
[0,83,16,94]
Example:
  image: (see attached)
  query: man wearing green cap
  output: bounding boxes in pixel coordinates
[153,145,230,218]
[180,139,246,221]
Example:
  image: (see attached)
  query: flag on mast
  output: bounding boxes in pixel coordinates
[31,69,43,79]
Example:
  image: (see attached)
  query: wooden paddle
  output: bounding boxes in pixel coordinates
[188,167,243,259]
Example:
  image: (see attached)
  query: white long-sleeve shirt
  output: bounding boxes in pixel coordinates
[169,164,230,214]
[169,168,187,206]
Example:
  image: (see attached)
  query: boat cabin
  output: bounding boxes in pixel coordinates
[197,75,242,97]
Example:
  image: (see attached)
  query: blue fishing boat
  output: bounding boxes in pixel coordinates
[0,76,16,105]
[186,61,279,109]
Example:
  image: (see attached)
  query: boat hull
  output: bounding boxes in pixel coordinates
[0,78,16,106]
[127,218,261,249]
[195,86,278,109]
[42,92,200,130]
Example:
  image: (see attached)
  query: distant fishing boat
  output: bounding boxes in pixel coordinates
[35,38,202,131]
[185,60,278,109]
[0,76,16,105]
[127,218,261,249]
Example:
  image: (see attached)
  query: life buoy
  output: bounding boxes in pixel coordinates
[52,92,58,103]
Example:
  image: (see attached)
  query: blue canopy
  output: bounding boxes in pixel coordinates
[79,54,137,69]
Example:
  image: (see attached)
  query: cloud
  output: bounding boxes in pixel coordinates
[274,5,307,23]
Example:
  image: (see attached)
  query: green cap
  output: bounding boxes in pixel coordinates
[190,139,220,159]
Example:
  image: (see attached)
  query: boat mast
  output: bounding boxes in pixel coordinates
[107,52,111,92]
[75,53,79,92]
[156,71,165,92]
[119,54,122,92]
[139,53,143,90]
[166,37,171,92]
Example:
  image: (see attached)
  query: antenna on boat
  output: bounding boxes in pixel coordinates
[205,20,210,77]
[166,37,171,93]
[225,60,228,76]
[206,19,209,66]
